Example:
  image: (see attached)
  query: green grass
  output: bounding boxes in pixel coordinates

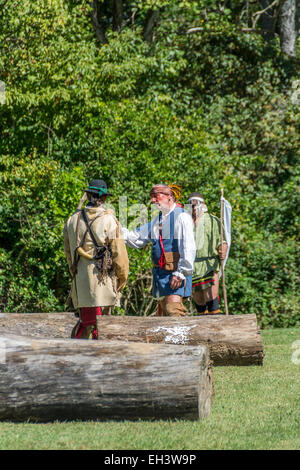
[0,328,299,450]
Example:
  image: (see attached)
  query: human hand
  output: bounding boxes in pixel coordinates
[170,275,183,290]
[218,242,228,260]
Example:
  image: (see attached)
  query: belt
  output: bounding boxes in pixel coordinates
[195,256,218,262]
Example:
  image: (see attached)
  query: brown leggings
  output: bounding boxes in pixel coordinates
[157,297,187,317]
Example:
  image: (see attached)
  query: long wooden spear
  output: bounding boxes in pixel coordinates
[220,189,229,315]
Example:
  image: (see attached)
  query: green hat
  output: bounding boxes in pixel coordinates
[84,179,112,197]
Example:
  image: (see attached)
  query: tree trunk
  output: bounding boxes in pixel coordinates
[296,0,300,32]
[90,0,107,44]
[143,9,160,42]
[111,0,123,32]
[280,0,296,56]
[258,0,277,38]
[0,313,264,366]
[0,335,213,422]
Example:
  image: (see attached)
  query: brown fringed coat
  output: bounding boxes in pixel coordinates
[63,206,129,309]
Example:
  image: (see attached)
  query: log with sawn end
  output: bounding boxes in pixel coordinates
[0,313,264,366]
[0,334,213,422]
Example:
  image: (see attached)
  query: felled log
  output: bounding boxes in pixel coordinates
[0,313,75,340]
[0,313,264,366]
[0,334,213,422]
[97,315,264,366]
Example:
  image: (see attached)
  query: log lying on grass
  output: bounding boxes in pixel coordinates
[97,315,264,366]
[0,335,213,422]
[0,313,75,340]
[0,313,264,366]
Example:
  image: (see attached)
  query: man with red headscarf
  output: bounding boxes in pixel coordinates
[123,184,196,316]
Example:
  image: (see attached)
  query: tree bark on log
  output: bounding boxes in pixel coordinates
[0,313,264,366]
[0,335,213,422]
[97,315,264,366]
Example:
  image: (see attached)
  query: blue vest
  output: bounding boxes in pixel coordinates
[151,206,183,266]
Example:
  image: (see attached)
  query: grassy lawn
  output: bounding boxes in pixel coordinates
[0,327,299,450]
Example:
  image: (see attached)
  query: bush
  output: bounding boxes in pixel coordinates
[0,0,299,327]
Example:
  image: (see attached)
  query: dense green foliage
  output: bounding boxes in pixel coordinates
[0,0,299,327]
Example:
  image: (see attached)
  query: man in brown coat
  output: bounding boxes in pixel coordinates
[64,179,129,339]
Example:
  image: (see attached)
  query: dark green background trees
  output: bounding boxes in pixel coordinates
[0,0,299,327]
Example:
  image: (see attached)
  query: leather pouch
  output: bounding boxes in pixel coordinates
[164,252,180,271]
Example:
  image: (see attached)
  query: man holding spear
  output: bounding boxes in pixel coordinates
[187,191,230,315]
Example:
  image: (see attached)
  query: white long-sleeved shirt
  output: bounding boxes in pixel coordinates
[122,204,196,280]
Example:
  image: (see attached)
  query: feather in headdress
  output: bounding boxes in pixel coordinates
[167,183,182,202]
